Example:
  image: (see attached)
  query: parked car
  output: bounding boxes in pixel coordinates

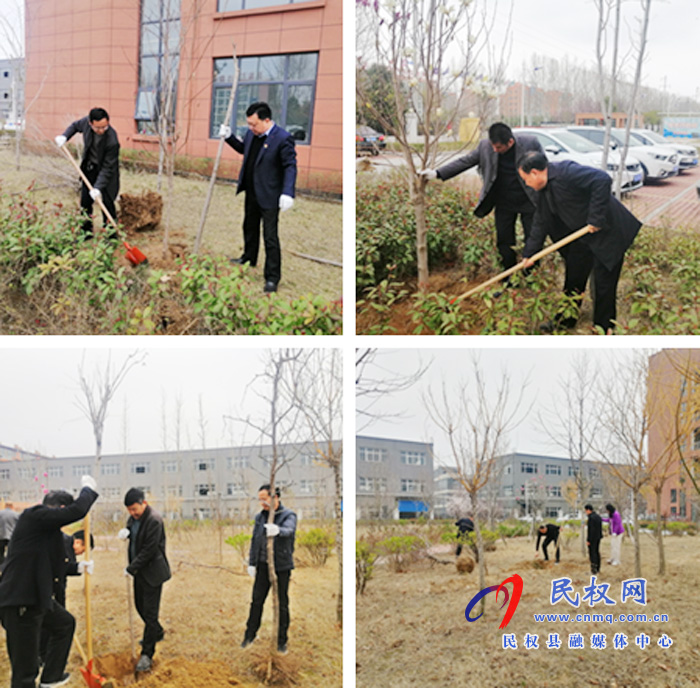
[515,127,643,193]
[567,125,679,182]
[629,129,698,171]
[356,125,386,155]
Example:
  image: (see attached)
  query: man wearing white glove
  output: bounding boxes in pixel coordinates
[241,484,297,655]
[122,488,171,673]
[56,107,120,237]
[0,478,98,688]
[221,102,297,293]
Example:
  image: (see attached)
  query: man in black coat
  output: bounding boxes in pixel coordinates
[241,484,297,655]
[55,107,120,237]
[421,122,544,271]
[585,504,603,574]
[454,517,474,557]
[118,488,171,673]
[518,151,642,333]
[219,102,298,293]
[0,477,98,688]
[535,523,561,563]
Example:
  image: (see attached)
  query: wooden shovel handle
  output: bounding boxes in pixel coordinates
[455,224,593,302]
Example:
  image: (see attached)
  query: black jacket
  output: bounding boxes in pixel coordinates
[248,505,297,572]
[455,518,474,535]
[587,511,603,542]
[523,160,642,271]
[436,135,543,217]
[53,533,80,607]
[0,487,98,610]
[536,524,560,550]
[224,124,297,210]
[125,506,171,587]
[62,116,120,199]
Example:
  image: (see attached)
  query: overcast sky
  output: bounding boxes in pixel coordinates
[0,346,325,458]
[356,347,664,466]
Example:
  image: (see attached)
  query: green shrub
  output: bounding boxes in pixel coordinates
[376,535,423,572]
[296,527,335,566]
[225,532,252,565]
[356,540,377,595]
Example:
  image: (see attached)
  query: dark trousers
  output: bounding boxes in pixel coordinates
[80,165,117,237]
[588,539,601,574]
[494,206,535,270]
[242,192,281,284]
[0,538,9,564]
[133,577,164,658]
[1,601,75,687]
[561,240,624,331]
[542,536,560,563]
[245,563,291,646]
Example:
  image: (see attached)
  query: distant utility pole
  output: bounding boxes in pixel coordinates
[520,65,543,127]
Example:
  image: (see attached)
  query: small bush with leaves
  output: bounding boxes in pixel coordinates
[296,527,335,567]
[224,532,252,567]
[356,540,378,595]
[376,535,424,572]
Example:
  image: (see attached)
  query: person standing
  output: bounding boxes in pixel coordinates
[420,122,544,271]
[241,484,297,654]
[118,488,171,673]
[0,477,98,688]
[518,151,642,333]
[602,503,624,566]
[55,107,120,237]
[535,523,561,563]
[0,503,19,563]
[585,504,603,574]
[219,102,298,293]
[454,517,474,557]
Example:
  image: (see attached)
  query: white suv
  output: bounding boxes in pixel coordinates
[629,129,698,171]
[567,126,679,182]
[516,127,643,192]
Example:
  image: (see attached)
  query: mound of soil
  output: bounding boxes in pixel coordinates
[119,191,163,232]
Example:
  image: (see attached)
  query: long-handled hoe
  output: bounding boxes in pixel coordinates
[59,144,148,266]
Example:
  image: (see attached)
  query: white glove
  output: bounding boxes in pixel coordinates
[279,194,294,212]
[264,523,280,537]
[89,188,102,202]
[218,124,232,138]
[419,168,438,180]
[117,528,130,540]
[78,560,94,575]
[247,566,256,578]
[125,568,133,577]
[55,135,67,148]
[81,475,97,492]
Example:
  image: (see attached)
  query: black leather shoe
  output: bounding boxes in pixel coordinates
[230,256,248,265]
[264,281,278,293]
[241,637,255,649]
[277,643,288,655]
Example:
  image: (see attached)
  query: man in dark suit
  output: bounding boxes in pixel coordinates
[535,523,561,563]
[585,504,603,574]
[241,484,297,655]
[518,151,642,333]
[219,102,298,293]
[421,122,544,270]
[0,477,98,688]
[55,107,120,237]
[118,488,171,673]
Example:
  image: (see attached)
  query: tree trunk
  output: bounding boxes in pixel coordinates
[473,514,486,616]
[411,175,429,289]
[333,462,342,625]
[631,490,641,578]
[655,489,665,575]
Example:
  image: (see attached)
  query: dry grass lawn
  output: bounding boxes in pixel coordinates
[0,523,342,687]
[357,532,700,688]
[0,147,342,301]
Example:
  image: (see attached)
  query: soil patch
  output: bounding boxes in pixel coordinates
[118,192,163,232]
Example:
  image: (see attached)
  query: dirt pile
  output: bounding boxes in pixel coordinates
[119,191,163,232]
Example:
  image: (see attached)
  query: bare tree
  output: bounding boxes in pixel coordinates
[539,353,597,558]
[356,0,513,287]
[74,350,146,660]
[425,357,527,616]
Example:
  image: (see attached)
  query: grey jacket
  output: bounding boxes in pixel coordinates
[436,135,543,217]
[0,508,19,540]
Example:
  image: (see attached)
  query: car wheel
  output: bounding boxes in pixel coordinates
[639,163,648,183]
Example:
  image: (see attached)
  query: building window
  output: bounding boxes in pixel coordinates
[136,0,180,134]
[505,465,511,475]
[130,463,150,475]
[47,466,63,478]
[103,487,121,499]
[568,466,580,477]
[218,0,317,10]
[400,478,423,494]
[300,454,314,466]
[670,489,677,503]
[590,487,603,498]
[547,486,562,497]
[101,463,120,476]
[358,476,387,493]
[227,456,249,469]
[299,479,317,494]
[670,506,677,516]
[545,507,559,518]
[162,460,179,473]
[72,465,92,477]
[545,464,561,476]
[503,485,514,497]
[400,450,426,466]
[19,490,35,501]
[226,482,245,496]
[195,483,216,496]
[589,467,600,478]
[165,485,183,497]
[358,447,386,463]
[195,459,215,471]
[0,469,9,480]
[18,467,33,479]
[211,52,318,143]
[521,462,537,474]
